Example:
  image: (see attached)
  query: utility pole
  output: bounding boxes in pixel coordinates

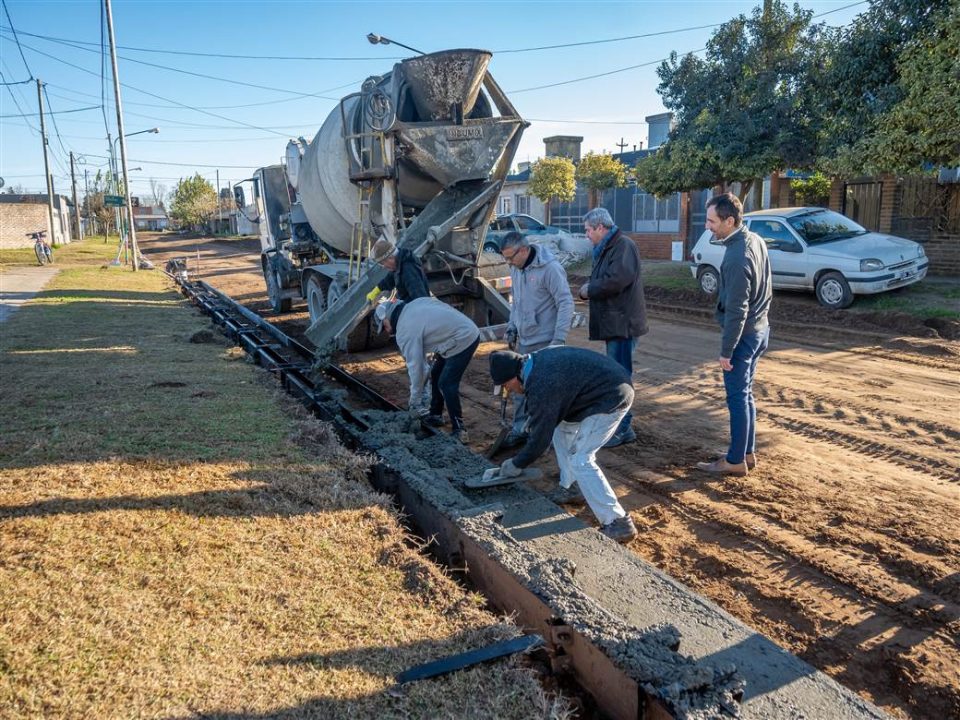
[615,137,629,155]
[216,169,222,234]
[36,79,57,246]
[70,151,82,241]
[105,0,140,270]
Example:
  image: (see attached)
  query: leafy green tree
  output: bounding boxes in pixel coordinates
[791,172,832,206]
[169,174,218,232]
[528,156,576,224]
[817,0,948,175]
[635,1,823,198]
[576,152,628,209]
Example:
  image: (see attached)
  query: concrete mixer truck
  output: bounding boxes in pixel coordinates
[234,48,528,352]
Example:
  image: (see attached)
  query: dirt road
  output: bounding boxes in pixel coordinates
[144,233,960,720]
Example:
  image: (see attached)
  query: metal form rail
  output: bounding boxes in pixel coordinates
[171,273,890,720]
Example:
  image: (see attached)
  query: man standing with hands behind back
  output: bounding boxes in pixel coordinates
[578,207,648,448]
[696,192,772,476]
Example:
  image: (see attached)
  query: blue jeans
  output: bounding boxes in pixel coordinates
[723,327,770,464]
[429,337,480,431]
[605,337,636,435]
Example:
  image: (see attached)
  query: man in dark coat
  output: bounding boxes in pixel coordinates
[577,207,647,447]
[367,238,430,303]
[481,347,639,544]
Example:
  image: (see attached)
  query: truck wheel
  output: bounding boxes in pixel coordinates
[815,272,853,309]
[265,267,291,314]
[697,266,719,295]
[305,274,329,323]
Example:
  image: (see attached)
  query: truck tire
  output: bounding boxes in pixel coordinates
[305,274,329,323]
[815,271,853,309]
[697,265,720,295]
[265,266,291,314]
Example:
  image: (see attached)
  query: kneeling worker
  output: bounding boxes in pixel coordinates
[483,347,639,543]
[376,297,480,441]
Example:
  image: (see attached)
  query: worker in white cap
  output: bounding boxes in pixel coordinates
[366,238,430,303]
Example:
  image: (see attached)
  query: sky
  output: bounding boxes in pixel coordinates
[0,0,867,201]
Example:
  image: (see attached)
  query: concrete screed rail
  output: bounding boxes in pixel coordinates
[174,274,889,720]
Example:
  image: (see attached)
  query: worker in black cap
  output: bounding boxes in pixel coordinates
[482,347,639,543]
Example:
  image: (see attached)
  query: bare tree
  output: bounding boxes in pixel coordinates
[149,178,168,208]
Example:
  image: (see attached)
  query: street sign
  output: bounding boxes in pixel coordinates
[104,194,125,207]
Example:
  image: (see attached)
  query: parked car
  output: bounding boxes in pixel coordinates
[689,207,928,309]
[484,213,569,253]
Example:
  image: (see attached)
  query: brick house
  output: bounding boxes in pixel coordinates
[0,194,74,249]
[132,204,169,231]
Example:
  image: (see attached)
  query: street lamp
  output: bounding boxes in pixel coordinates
[366,33,425,55]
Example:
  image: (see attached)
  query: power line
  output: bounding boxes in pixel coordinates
[0,104,99,118]
[5,37,295,137]
[82,152,259,169]
[0,29,343,102]
[99,0,110,137]
[496,23,721,54]
[510,51,700,94]
[0,0,32,78]
[0,66,38,134]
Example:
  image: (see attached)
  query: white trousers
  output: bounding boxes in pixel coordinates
[552,409,628,526]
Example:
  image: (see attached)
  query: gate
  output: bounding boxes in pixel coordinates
[843,180,883,230]
[687,188,711,245]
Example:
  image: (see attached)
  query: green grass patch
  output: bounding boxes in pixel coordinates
[850,281,960,319]
[0,235,124,269]
[0,268,562,718]
[642,262,699,291]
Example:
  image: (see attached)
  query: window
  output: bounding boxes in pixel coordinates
[514,215,544,232]
[515,194,530,214]
[749,220,799,250]
[633,191,680,233]
[499,196,512,215]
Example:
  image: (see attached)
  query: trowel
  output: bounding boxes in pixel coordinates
[465,465,543,489]
[485,385,510,459]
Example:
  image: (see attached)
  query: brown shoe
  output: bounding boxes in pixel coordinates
[696,458,748,476]
[745,453,757,470]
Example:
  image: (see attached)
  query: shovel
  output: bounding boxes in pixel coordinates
[485,387,510,459]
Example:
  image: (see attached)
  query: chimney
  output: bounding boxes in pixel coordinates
[517,161,531,173]
[644,113,674,150]
[543,135,584,163]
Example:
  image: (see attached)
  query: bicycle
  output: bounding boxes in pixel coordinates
[28,231,54,265]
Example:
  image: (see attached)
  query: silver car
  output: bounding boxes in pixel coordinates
[689,207,928,309]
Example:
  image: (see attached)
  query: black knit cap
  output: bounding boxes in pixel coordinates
[489,350,524,384]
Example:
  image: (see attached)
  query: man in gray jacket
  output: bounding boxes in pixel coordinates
[481,347,639,543]
[696,193,772,476]
[377,297,480,441]
[578,207,648,448]
[500,231,574,449]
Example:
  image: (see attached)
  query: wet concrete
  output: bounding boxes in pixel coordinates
[343,408,889,719]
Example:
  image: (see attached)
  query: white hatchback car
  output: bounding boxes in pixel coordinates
[689,207,929,309]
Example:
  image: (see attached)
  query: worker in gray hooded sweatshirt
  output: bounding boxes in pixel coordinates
[500,231,574,450]
[376,297,480,441]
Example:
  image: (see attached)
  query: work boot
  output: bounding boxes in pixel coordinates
[603,426,637,448]
[696,457,748,476]
[500,432,527,450]
[600,516,638,544]
[547,484,586,506]
[745,453,757,470]
[423,413,445,428]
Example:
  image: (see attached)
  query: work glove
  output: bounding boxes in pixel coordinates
[366,287,382,303]
[499,457,522,478]
[505,326,518,350]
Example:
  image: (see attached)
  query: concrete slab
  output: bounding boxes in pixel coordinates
[0,266,59,323]
[354,408,889,719]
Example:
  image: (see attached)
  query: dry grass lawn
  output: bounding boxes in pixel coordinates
[0,256,568,719]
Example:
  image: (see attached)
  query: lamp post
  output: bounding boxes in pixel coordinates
[107,128,158,264]
[366,33,425,55]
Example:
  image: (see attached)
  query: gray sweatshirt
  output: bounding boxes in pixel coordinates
[507,245,574,346]
[716,226,773,357]
[395,297,480,405]
[513,346,634,468]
